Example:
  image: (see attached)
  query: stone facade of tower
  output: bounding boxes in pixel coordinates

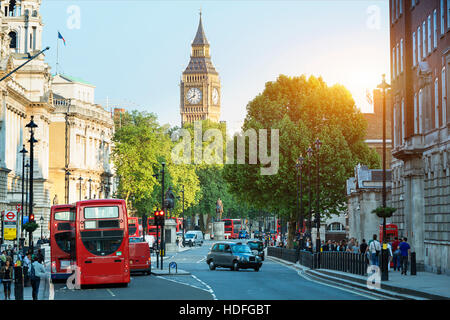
[180,14,221,126]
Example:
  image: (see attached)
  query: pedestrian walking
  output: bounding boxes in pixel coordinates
[399,237,411,275]
[391,237,401,271]
[368,234,381,266]
[0,259,13,299]
[30,256,47,300]
[359,239,368,254]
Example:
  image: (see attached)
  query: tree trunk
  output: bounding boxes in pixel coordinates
[287,216,297,249]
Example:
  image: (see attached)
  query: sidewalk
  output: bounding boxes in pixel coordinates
[268,255,450,300]
[150,245,192,276]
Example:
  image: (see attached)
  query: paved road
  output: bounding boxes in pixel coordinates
[51,240,371,300]
[160,240,371,300]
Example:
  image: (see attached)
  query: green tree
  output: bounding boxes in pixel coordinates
[223,75,380,248]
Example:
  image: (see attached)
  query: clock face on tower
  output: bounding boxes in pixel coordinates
[187,87,202,104]
[212,88,219,105]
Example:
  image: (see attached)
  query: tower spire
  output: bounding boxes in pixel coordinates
[193,10,208,45]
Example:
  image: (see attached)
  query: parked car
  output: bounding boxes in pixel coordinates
[206,242,262,272]
[238,230,249,239]
[246,239,265,261]
[183,230,204,247]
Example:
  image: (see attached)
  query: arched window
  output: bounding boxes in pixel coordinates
[8,31,17,49]
[326,222,345,232]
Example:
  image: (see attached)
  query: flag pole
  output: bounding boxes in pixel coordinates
[56,32,59,75]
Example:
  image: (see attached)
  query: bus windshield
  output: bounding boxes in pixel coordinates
[81,230,124,256]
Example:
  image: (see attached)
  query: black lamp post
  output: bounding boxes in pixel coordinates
[88,178,92,199]
[40,216,43,240]
[19,145,28,239]
[25,116,38,250]
[65,170,71,203]
[295,155,304,240]
[24,162,30,218]
[181,185,185,243]
[377,74,391,281]
[78,176,83,201]
[306,146,313,240]
[314,138,322,253]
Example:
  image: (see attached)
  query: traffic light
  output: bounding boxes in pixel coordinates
[154,210,165,226]
[29,213,35,222]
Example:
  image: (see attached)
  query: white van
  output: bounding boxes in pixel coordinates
[183,230,204,247]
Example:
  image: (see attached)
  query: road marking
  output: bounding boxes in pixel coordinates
[191,275,217,300]
[107,289,115,297]
[196,256,206,263]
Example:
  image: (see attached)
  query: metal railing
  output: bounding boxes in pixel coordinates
[268,247,369,276]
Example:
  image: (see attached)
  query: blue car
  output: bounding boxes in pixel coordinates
[239,230,249,239]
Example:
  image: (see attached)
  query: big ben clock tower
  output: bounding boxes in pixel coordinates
[180,13,221,126]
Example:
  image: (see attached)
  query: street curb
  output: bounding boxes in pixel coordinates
[151,269,191,276]
[267,256,447,300]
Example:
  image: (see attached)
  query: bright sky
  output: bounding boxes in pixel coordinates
[41,0,390,133]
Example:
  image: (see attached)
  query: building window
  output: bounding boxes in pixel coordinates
[326,223,345,232]
[417,26,421,62]
[435,78,439,128]
[448,0,450,29]
[443,68,447,124]
[414,93,418,134]
[441,0,445,35]
[393,103,398,146]
[412,32,416,66]
[422,21,426,58]
[427,15,432,54]
[419,89,423,133]
[399,0,402,15]
[434,10,438,48]
[8,31,17,49]
[401,99,405,143]
[392,47,396,80]
[400,39,404,72]
[396,43,400,76]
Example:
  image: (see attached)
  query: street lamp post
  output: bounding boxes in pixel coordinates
[78,176,83,201]
[24,162,30,218]
[314,138,322,254]
[306,146,313,242]
[295,155,304,249]
[88,178,92,199]
[65,170,71,203]
[19,145,28,240]
[40,216,43,240]
[161,162,165,269]
[181,185,185,244]
[26,116,38,250]
[377,74,391,281]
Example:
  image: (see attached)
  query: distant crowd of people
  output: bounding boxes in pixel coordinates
[0,244,48,300]
[266,232,412,275]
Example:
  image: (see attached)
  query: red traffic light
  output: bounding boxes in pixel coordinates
[159,210,164,216]
[30,214,35,222]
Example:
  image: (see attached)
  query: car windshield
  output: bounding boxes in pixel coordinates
[231,245,252,254]
[185,233,195,239]
[247,242,263,250]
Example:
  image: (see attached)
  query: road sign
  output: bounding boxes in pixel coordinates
[4,227,16,241]
[5,211,17,222]
[16,204,22,212]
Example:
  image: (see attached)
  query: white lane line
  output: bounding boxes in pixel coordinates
[107,289,116,297]
[191,275,217,300]
[196,256,206,263]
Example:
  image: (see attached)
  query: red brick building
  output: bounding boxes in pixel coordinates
[389,0,449,274]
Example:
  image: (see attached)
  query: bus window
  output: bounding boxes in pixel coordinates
[84,206,119,219]
[81,230,124,256]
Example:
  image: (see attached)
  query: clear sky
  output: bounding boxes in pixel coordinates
[41,0,390,133]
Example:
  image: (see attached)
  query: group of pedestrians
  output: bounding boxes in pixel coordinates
[292,232,413,275]
[0,245,48,300]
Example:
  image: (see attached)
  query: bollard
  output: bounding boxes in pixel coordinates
[410,252,416,275]
[14,266,24,300]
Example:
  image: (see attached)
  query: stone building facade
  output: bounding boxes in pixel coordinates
[389,0,449,274]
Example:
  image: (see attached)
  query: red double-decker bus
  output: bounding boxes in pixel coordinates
[75,199,130,286]
[222,219,242,239]
[128,217,141,237]
[147,217,161,238]
[50,204,76,280]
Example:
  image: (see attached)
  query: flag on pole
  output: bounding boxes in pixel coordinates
[58,31,66,46]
